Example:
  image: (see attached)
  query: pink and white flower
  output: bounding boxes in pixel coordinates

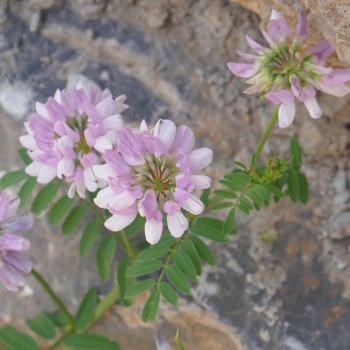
[20,80,128,198]
[228,9,350,128]
[0,192,33,292]
[93,119,213,245]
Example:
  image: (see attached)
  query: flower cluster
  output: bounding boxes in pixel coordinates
[0,192,33,292]
[93,119,213,245]
[20,80,128,198]
[228,9,350,127]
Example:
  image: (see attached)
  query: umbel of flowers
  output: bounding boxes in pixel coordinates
[228,9,350,127]
[20,80,128,198]
[0,192,33,292]
[93,119,213,245]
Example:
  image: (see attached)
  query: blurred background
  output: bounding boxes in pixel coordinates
[0,0,349,349]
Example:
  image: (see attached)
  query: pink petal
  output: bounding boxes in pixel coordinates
[269,9,291,42]
[227,62,256,78]
[145,220,163,245]
[308,38,334,64]
[261,29,275,48]
[290,75,302,97]
[190,175,212,189]
[237,51,259,62]
[153,119,177,151]
[245,35,266,55]
[243,81,266,94]
[278,101,296,128]
[303,97,322,119]
[295,10,308,41]
[320,69,350,86]
[318,82,350,97]
[167,210,188,238]
[266,90,294,104]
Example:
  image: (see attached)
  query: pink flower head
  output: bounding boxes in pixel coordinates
[20,80,128,198]
[0,192,33,292]
[227,9,350,128]
[93,119,213,245]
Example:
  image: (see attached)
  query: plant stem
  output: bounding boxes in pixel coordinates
[31,269,75,326]
[120,229,137,260]
[48,330,74,350]
[88,284,120,328]
[251,106,279,165]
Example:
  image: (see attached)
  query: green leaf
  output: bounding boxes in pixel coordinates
[288,170,299,202]
[237,203,250,215]
[63,334,120,349]
[18,148,32,165]
[223,208,236,236]
[79,219,102,257]
[238,197,253,210]
[75,288,98,330]
[142,288,160,322]
[26,313,56,340]
[214,190,237,199]
[212,202,233,210]
[181,239,201,275]
[174,250,197,281]
[166,264,190,294]
[117,257,135,307]
[262,183,284,198]
[0,169,27,189]
[245,188,263,207]
[62,204,86,235]
[96,236,117,281]
[45,312,68,328]
[124,214,146,238]
[200,188,210,207]
[0,325,39,350]
[156,234,177,248]
[298,172,309,204]
[18,177,36,208]
[290,137,302,170]
[126,260,163,277]
[48,195,74,225]
[125,279,155,299]
[31,182,59,214]
[190,218,227,243]
[137,245,169,262]
[159,282,178,306]
[188,236,215,265]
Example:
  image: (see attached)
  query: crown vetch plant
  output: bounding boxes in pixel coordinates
[0,8,349,350]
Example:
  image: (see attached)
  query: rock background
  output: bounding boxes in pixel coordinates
[0,0,349,349]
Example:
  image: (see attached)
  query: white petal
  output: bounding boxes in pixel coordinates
[145,220,163,245]
[167,211,188,238]
[94,137,113,153]
[37,165,57,183]
[94,187,117,209]
[84,167,98,192]
[92,164,115,182]
[278,101,296,128]
[304,97,322,119]
[189,148,213,171]
[190,175,212,189]
[35,102,50,121]
[105,213,137,232]
[181,194,204,215]
[153,119,177,151]
[111,191,136,211]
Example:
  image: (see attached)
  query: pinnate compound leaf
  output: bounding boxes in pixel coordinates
[126,260,163,277]
[298,172,309,204]
[26,313,56,340]
[190,217,227,243]
[45,312,68,328]
[125,279,155,299]
[18,177,36,208]
[212,202,233,210]
[18,148,32,165]
[48,195,74,225]
[214,189,237,199]
[159,282,178,306]
[142,288,160,322]
[288,170,299,203]
[96,236,117,281]
[174,250,197,281]
[188,236,215,265]
[63,334,120,349]
[117,257,135,307]
[79,219,102,257]
[181,239,201,275]
[200,188,210,207]
[237,203,250,215]
[0,169,27,189]
[0,325,39,350]
[75,288,98,330]
[166,264,190,294]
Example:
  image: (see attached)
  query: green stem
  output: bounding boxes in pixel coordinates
[120,229,137,260]
[251,106,279,165]
[31,269,75,326]
[48,330,74,350]
[88,284,120,328]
